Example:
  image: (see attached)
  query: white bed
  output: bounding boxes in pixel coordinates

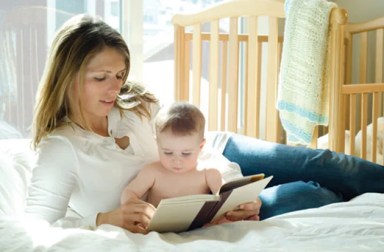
[1,139,383,251]
[0,195,383,251]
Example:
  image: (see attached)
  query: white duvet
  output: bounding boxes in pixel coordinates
[1,193,383,252]
[1,139,383,251]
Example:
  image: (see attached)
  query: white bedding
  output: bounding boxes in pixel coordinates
[1,193,383,251]
[1,139,384,251]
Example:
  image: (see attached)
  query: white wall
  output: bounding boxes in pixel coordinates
[335,0,384,22]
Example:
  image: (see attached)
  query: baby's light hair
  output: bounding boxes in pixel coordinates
[155,101,205,138]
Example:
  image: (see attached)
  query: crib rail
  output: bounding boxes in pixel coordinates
[341,17,384,164]
[173,0,286,142]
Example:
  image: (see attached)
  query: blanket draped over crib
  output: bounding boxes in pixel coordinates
[277,0,336,145]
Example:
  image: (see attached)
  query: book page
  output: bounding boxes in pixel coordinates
[148,194,219,232]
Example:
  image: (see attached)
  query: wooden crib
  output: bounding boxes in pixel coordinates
[339,16,384,163]
[172,0,384,164]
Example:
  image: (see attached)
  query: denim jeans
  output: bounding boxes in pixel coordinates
[222,134,384,219]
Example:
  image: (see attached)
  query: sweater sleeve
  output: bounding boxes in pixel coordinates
[24,136,93,228]
[51,211,99,229]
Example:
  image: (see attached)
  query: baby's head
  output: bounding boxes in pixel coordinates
[155,102,205,173]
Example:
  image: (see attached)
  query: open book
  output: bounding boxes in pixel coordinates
[148,174,273,233]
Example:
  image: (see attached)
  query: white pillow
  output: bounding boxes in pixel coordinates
[0,139,35,215]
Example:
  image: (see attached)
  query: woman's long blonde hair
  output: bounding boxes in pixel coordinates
[32,14,157,149]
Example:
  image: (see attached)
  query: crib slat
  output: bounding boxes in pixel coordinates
[359,32,368,84]
[265,16,279,142]
[360,93,368,159]
[245,16,259,138]
[185,39,191,100]
[376,29,383,83]
[208,20,219,131]
[227,17,239,133]
[192,24,202,107]
[371,93,380,162]
[220,37,228,131]
[344,33,353,85]
[376,28,383,116]
[174,26,189,100]
[349,94,357,155]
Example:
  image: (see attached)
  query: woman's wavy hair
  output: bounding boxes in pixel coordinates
[32,14,157,148]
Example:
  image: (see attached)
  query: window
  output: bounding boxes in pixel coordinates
[0,0,222,139]
[125,0,224,105]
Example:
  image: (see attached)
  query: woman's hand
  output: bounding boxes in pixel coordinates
[206,198,262,226]
[96,198,156,234]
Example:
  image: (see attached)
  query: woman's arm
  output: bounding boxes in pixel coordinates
[26,135,157,233]
[25,137,77,224]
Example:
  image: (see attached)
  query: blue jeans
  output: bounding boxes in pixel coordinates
[222,134,384,219]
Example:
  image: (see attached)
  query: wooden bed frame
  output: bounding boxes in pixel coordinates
[172,0,384,164]
[340,16,384,163]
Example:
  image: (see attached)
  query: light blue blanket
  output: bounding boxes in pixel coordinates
[277,0,336,145]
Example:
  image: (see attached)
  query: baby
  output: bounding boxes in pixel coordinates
[120,101,223,207]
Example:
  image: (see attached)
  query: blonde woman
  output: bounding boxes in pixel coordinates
[26,14,260,234]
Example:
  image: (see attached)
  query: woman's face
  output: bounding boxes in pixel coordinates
[70,46,127,122]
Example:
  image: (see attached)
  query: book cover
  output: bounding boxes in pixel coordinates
[148,174,272,233]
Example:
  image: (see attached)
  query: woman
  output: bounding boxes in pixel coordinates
[26,14,259,233]
[26,14,384,233]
